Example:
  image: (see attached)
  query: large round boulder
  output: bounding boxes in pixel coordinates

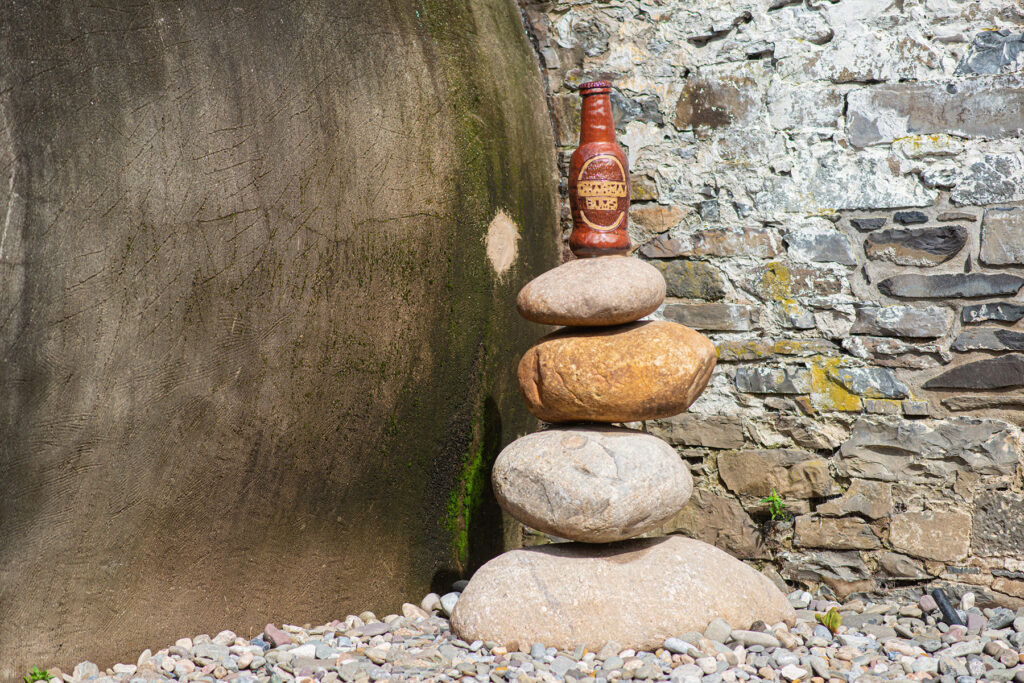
[0,1,557,676]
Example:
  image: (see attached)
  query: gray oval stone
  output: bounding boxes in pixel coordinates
[492,427,692,542]
[516,256,666,326]
[451,536,796,651]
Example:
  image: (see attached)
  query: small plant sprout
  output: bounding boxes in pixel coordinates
[815,606,843,634]
[760,488,787,521]
[24,666,49,683]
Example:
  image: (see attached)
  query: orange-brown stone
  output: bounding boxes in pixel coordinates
[517,320,717,423]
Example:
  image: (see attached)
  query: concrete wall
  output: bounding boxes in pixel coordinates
[522,0,1024,605]
[0,0,558,676]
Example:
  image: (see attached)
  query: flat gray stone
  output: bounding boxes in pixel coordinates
[451,536,795,651]
[516,256,666,326]
[492,427,692,543]
[785,228,857,266]
[878,273,1024,299]
[838,416,1020,482]
[924,355,1024,390]
[962,302,1024,324]
[735,366,811,394]
[653,260,728,300]
[865,226,968,266]
[952,328,1024,352]
[847,74,1024,147]
[851,305,952,338]
[981,207,1024,265]
[826,365,909,399]
[662,303,758,331]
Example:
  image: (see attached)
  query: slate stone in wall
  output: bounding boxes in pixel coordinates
[741,261,845,300]
[956,30,1024,76]
[817,479,893,520]
[662,303,757,331]
[718,449,837,499]
[640,227,782,259]
[981,207,1024,265]
[890,511,972,562]
[654,260,727,300]
[951,328,1024,352]
[846,74,1024,147]
[838,417,1020,483]
[962,302,1024,324]
[646,414,745,449]
[877,552,930,580]
[767,81,844,130]
[827,366,910,399]
[850,217,886,231]
[794,516,880,550]
[785,228,857,266]
[878,273,1024,299]
[661,489,768,560]
[972,490,1024,556]
[850,305,952,338]
[781,550,870,585]
[864,225,967,266]
[893,211,928,225]
[674,61,769,134]
[735,366,811,394]
[924,355,1024,390]
[952,153,1024,206]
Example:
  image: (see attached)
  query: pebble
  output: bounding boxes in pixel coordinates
[921,595,939,612]
[439,591,460,617]
[47,588,1024,683]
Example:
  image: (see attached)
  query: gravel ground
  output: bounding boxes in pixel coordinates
[45,587,1024,683]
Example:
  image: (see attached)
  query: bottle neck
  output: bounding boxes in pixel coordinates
[579,92,616,144]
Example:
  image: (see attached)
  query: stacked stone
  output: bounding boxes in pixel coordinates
[451,255,796,652]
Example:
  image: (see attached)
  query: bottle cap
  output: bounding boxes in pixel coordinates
[578,80,612,94]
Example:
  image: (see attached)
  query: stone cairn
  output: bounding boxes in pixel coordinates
[450,254,796,651]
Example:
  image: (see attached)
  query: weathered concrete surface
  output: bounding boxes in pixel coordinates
[0,1,558,677]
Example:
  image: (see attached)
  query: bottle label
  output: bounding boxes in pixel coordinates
[575,153,627,232]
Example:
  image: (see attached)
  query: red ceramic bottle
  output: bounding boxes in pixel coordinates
[568,80,631,258]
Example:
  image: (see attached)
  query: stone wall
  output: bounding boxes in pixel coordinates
[519,0,1024,604]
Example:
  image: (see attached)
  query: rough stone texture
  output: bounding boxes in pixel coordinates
[785,227,857,266]
[864,225,968,266]
[524,0,1024,600]
[661,490,767,560]
[878,273,1024,299]
[0,0,559,677]
[794,516,880,550]
[850,305,952,338]
[972,490,1024,557]
[962,302,1024,324]
[847,75,1024,147]
[517,321,717,423]
[491,427,692,543]
[735,367,811,394]
[451,536,795,651]
[718,450,837,499]
[924,355,1024,390]
[838,417,1020,483]
[516,256,665,326]
[951,328,1024,352]
[646,414,745,449]
[818,480,893,520]
[889,511,972,562]
[980,206,1024,265]
[654,260,728,300]
[662,303,758,331]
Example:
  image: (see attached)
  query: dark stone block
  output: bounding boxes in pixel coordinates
[972,490,1024,556]
[951,328,1024,352]
[850,217,887,231]
[894,210,929,225]
[653,260,727,300]
[962,302,1024,324]
[878,273,1024,299]
[924,355,1024,389]
[865,225,967,266]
